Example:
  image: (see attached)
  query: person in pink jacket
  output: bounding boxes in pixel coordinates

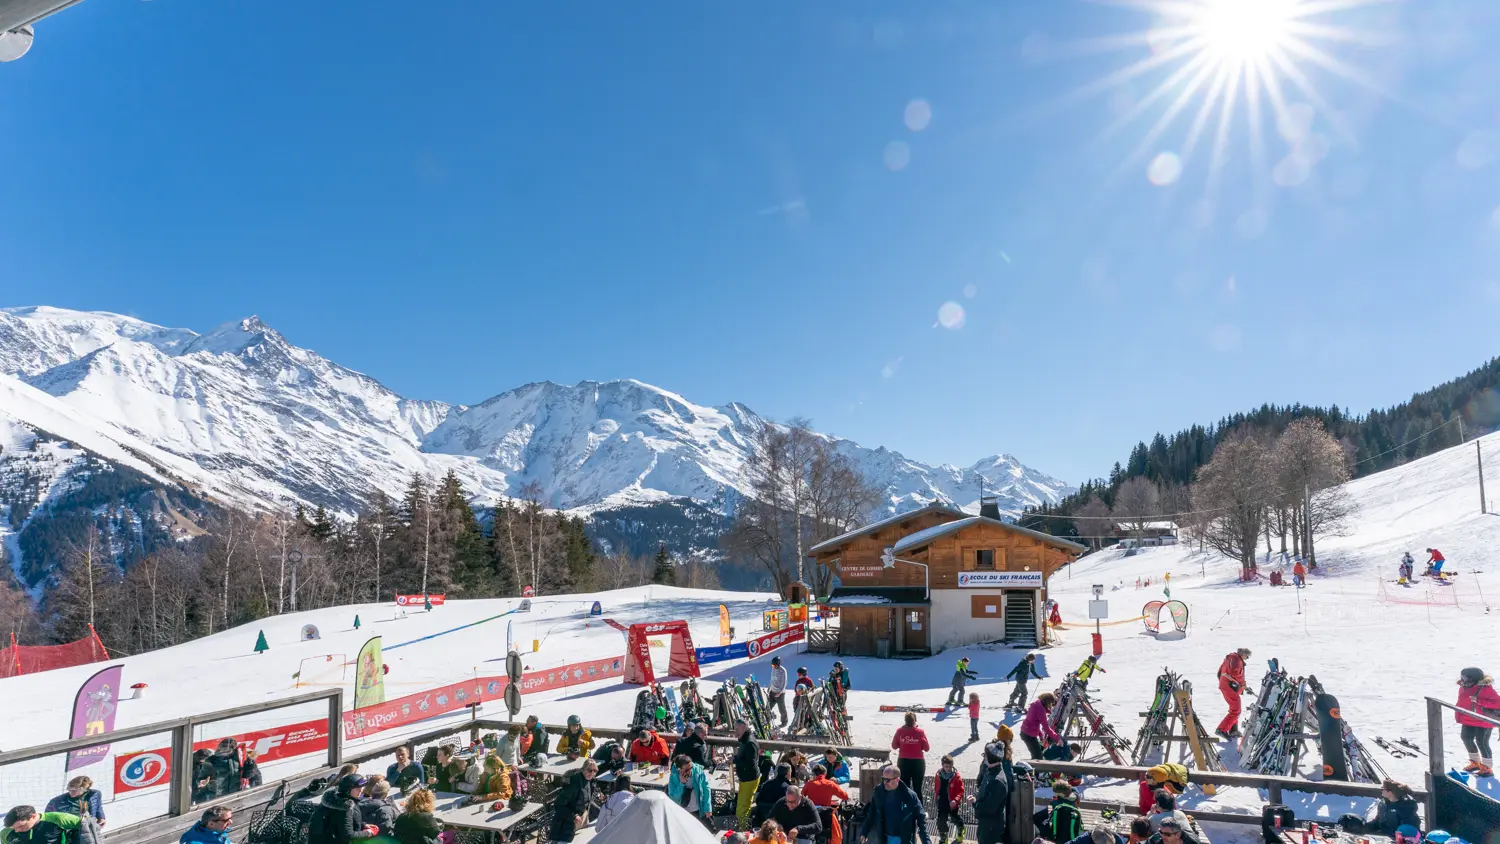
[1456,667,1500,777]
[1019,692,1060,759]
[891,711,930,795]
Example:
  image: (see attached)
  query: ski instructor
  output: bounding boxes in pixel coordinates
[1216,648,1251,740]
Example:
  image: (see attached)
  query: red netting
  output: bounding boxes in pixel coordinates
[0,627,109,678]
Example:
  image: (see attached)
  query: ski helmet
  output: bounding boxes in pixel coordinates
[567,714,581,727]
[772,656,781,666]
[1460,667,1484,686]
[797,666,808,675]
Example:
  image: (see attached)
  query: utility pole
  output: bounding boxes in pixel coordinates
[1479,441,1488,515]
[1304,483,1315,570]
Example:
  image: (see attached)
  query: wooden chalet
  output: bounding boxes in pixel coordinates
[808,499,1085,657]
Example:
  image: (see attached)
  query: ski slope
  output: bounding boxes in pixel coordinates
[4,433,1499,841]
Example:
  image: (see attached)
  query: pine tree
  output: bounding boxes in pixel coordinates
[309,505,335,542]
[651,543,675,586]
[254,630,269,653]
[353,615,361,629]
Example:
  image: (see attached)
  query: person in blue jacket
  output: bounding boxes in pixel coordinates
[45,777,105,827]
[820,748,851,785]
[858,765,932,844]
[667,755,713,828]
[179,806,233,844]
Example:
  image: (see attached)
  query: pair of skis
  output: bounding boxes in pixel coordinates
[1373,736,1425,759]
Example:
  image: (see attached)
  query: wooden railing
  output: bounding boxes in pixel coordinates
[806,627,839,652]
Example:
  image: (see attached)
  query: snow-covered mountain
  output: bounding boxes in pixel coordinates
[0,305,1071,529]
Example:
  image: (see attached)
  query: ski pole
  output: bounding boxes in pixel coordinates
[1209,609,1231,630]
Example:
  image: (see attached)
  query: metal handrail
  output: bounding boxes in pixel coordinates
[1424,695,1500,824]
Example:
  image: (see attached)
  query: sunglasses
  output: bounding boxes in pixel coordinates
[882,776,900,782]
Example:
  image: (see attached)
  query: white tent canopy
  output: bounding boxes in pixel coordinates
[591,789,720,844]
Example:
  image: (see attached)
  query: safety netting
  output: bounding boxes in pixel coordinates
[0,627,109,678]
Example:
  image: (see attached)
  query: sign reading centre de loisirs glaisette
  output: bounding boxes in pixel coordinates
[955,571,1045,587]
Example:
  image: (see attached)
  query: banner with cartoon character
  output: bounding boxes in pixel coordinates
[68,664,123,770]
[353,636,384,708]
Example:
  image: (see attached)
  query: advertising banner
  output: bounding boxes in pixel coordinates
[745,623,805,660]
[343,655,627,738]
[68,665,123,771]
[353,636,384,708]
[955,571,1045,587]
[694,642,748,664]
[395,594,446,606]
[114,718,328,794]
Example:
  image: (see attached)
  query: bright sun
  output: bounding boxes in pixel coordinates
[1063,0,1390,192]
[1193,0,1299,63]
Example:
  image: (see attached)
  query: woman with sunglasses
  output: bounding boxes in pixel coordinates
[667,755,713,828]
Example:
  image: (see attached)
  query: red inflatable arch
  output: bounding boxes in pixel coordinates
[623,621,701,685]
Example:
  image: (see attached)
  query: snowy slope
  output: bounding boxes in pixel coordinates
[2,434,1497,840]
[0,307,1070,520]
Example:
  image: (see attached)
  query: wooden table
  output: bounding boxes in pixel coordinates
[1277,831,1394,844]
[597,765,733,793]
[430,793,545,833]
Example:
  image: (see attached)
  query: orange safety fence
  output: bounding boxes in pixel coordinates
[0,625,110,678]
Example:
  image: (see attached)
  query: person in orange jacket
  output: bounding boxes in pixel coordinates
[1292,560,1307,588]
[1215,648,1251,739]
[801,764,849,844]
[628,727,670,766]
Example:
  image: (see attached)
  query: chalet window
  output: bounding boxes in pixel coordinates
[975,549,996,569]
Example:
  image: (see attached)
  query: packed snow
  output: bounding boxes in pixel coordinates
[3,419,1498,841]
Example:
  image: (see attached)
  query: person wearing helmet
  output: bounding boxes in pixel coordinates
[556,715,594,760]
[1215,648,1252,740]
[794,667,815,692]
[768,656,789,727]
[1456,666,1500,777]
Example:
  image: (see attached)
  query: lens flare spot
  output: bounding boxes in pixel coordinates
[936,301,965,330]
[962,283,978,299]
[1147,152,1183,186]
[904,99,932,132]
[884,141,911,171]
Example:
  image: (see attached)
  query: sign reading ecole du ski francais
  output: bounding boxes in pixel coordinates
[955,571,1044,587]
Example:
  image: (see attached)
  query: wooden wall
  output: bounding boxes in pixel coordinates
[816,519,1078,589]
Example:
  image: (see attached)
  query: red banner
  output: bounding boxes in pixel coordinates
[745,623,805,660]
[395,594,446,607]
[342,655,627,739]
[114,718,329,794]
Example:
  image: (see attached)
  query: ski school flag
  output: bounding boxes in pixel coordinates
[68,665,124,771]
[354,636,385,708]
[719,604,731,646]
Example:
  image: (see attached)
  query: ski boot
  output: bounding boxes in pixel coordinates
[1215,728,1233,741]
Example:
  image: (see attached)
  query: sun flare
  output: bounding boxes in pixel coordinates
[1071,0,1393,194]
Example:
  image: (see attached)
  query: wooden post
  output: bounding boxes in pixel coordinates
[327,689,344,768]
[1478,441,1487,515]
[169,722,194,817]
[1427,697,1444,826]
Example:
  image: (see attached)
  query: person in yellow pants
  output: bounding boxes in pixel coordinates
[732,720,762,829]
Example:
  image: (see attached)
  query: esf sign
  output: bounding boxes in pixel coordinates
[956,571,1044,587]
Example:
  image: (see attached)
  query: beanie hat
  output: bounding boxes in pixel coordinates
[1460,667,1484,686]
[996,724,1014,743]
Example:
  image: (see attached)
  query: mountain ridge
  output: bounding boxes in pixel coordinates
[0,306,1071,536]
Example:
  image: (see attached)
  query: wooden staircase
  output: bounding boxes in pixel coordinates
[1004,591,1036,645]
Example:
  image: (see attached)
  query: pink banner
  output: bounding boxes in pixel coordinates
[68,665,123,771]
[343,654,626,739]
[745,623,804,659]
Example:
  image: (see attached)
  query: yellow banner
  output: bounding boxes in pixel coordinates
[719,604,731,646]
[354,636,385,708]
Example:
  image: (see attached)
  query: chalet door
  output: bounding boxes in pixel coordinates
[902,609,928,652]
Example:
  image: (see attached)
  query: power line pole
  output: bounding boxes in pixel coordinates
[1479,441,1487,515]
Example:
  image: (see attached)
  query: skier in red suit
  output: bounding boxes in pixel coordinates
[1215,648,1252,739]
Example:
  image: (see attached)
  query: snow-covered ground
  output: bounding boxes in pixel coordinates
[4,432,1499,841]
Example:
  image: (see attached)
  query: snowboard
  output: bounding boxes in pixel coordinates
[1311,685,1350,781]
[662,687,685,734]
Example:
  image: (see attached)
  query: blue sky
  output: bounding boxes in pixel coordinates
[4,0,1500,483]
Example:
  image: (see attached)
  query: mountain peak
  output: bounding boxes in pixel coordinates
[178,315,285,357]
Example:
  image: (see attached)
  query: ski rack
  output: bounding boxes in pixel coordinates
[1047,675,1131,764]
[1131,668,1225,790]
[1239,660,1387,784]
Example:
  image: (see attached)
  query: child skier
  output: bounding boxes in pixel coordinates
[967,693,981,742]
[1292,560,1306,588]
[1005,655,1043,711]
[1073,655,1104,688]
[947,657,979,706]
[1398,552,1415,584]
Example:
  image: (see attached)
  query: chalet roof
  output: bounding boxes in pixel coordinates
[807,503,967,556]
[828,586,930,606]
[890,515,1087,555]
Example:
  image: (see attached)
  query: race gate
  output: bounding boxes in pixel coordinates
[623,620,701,685]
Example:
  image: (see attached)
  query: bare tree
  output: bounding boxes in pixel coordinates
[1112,476,1161,545]
[598,546,647,590]
[678,552,723,590]
[1273,418,1353,569]
[1072,495,1112,550]
[51,524,117,642]
[1194,433,1276,580]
